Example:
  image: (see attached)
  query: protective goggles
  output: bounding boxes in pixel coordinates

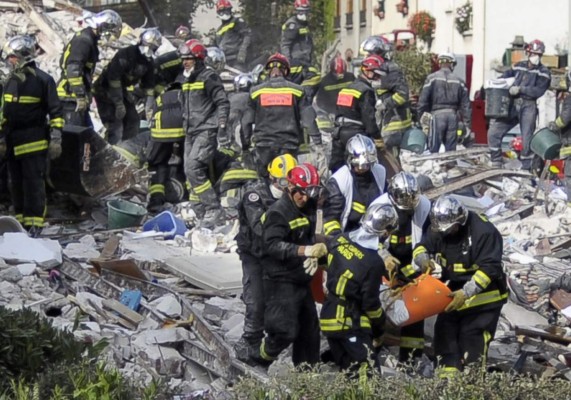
[271,176,289,188]
[292,185,322,199]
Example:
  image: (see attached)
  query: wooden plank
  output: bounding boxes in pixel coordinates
[515,325,571,346]
[102,298,144,325]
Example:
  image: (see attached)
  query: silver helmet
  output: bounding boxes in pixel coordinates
[206,47,226,73]
[346,134,377,169]
[360,35,393,60]
[360,203,399,236]
[429,195,468,233]
[437,52,457,66]
[139,28,162,58]
[388,172,420,210]
[86,10,122,38]
[3,35,36,68]
[234,73,254,92]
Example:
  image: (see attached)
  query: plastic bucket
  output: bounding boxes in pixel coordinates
[530,128,562,160]
[142,210,187,240]
[400,274,452,326]
[400,127,426,154]
[485,88,512,118]
[107,200,147,229]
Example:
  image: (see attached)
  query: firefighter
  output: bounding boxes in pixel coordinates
[229,73,254,154]
[178,39,230,228]
[93,28,160,144]
[242,53,320,177]
[146,82,184,213]
[548,69,571,203]
[362,35,413,156]
[418,53,471,154]
[289,61,321,100]
[413,195,507,377]
[255,163,324,366]
[172,25,190,47]
[371,172,431,363]
[154,50,183,95]
[234,154,298,362]
[320,203,398,378]
[214,0,251,71]
[332,54,384,172]
[281,0,313,66]
[57,10,122,127]
[315,55,355,117]
[488,40,551,170]
[0,36,64,236]
[323,134,386,236]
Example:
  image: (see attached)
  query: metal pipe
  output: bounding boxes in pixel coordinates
[137,0,159,28]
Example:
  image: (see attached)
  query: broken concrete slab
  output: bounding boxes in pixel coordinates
[137,345,185,377]
[0,266,23,283]
[132,327,192,348]
[0,232,62,269]
[223,319,244,344]
[203,297,245,325]
[64,235,101,261]
[501,302,548,329]
[16,263,37,276]
[150,294,182,318]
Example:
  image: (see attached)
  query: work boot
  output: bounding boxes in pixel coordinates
[234,337,259,363]
[27,225,42,238]
[200,208,227,229]
[147,195,165,214]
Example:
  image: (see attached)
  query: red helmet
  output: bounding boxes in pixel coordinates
[216,0,232,12]
[526,39,545,55]
[510,136,523,152]
[361,54,384,75]
[329,55,347,77]
[294,0,310,12]
[287,163,321,197]
[179,39,207,60]
[265,52,290,76]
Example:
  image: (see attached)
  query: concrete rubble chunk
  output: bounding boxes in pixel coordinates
[203,297,245,324]
[0,266,23,283]
[0,281,21,299]
[137,345,185,377]
[0,232,62,269]
[221,313,244,333]
[64,235,101,261]
[223,319,244,344]
[150,294,182,318]
[16,263,37,276]
[132,327,192,347]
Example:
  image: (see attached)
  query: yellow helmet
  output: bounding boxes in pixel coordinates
[267,154,297,180]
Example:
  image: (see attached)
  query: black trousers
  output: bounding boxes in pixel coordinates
[261,279,320,366]
[7,151,46,227]
[61,100,92,128]
[147,141,183,204]
[239,252,265,345]
[434,307,502,371]
[184,131,219,212]
[94,94,140,144]
[327,332,373,370]
[399,320,425,362]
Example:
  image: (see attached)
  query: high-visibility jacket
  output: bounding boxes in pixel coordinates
[320,234,385,337]
[556,94,571,158]
[315,72,355,115]
[323,164,386,236]
[57,28,98,100]
[154,51,183,94]
[280,16,313,66]
[376,60,412,134]
[335,77,381,139]
[214,16,251,63]
[289,63,321,99]
[150,88,184,142]
[414,212,508,313]
[3,63,63,158]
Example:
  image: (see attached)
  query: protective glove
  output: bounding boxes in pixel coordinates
[374,139,385,151]
[48,128,63,160]
[75,97,88,113]
[383,255,401,273]
[115,102,126,120]
[548,121,561,134]
[304,243,328,258]
[445,289,467,312]
[375,99,386,113]
[237,50,247,65]
[144,96,156,122]
[217,124,231,147]
[303,257,319,276]
[509,86,521,96]
[0,138,6,158]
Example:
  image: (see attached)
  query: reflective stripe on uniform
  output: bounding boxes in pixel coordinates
[365,307,383,319]
[320,315,371,331]
[473,270,491,289]
[50,118,64,129]
[351,201,366,214]
[112,146,139,165]
[382,117,413,132]
[299,27,309,34]
[15,214,23,223]
[392,92,407,105]
[324,220,341,235]
[302,75,321,86]
[459,290,508,311]
[390,235,412,244]
[3,94,41,103]
[149,184,165,195]
[182,82,205,91]
[437,366,459,379]
[217,22,236,36]
[335,270,353,298]
[23,216,44,227]
[160,59,182,70]
[324,81,352,91]
[560,145,571,158]
[151,128,185,139]
[452,263,478,273]
[400,336,425,349]
[556,116,565,128]
[412,246,426,259]
[13,140,48,156]
[289,217,309,229]
[338,88,362,99]
[194,180,212,194]
[260,339,276,361]
[251,87,303,99]
[401,264,416,278]
[220,169,258,181]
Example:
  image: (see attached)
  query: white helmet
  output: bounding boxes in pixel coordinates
[360,203,399,236]
[388,172,420,210]
[85,10,122,38]
[430,195,468,233]
[437,52,457,66]
[346,134,377,169]
[206,47,226,73]
[3,35,36,68]
[234,73,254,92]
[139,28,162,59]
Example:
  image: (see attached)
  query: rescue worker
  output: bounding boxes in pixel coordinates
[281,0,313,66]
[234,154,298,362]
[323,134,386,236]
[146,82,184,212]
[58,9,122,126]
[214,0,251,70]
[0,36,64,236]
[178,39,230,227]
[93,28,160,144]
[315,55,355,117]
[332,54,384,172]
[548,69,571,203]
[206,47,226,73]
[418,53,471,154]
[229,73,254,154]
[172,25,190,47]
[320,203,398,378]
[362,35,413,156]
[413,195,507,377]
[242,53,320,177]
[289,61,321,100]
[371,172,431,363]
[255,163,324,366]
[488,40,551,170]
[154,50,183,94]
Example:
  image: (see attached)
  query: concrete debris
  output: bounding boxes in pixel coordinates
[151,294,183,318]
[0,266,23,283]
[16,263,37,276]
[138,345,186,377]
[64,235,101,261]
[0,232,62,269]
[203,297,245,325]
[132,327,193,347]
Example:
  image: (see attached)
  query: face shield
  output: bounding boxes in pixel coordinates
[217,9,232,20]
